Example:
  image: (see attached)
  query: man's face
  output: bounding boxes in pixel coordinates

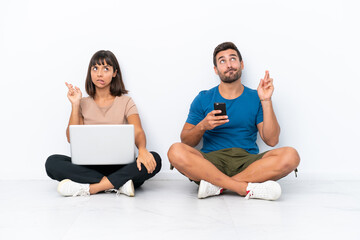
[214,49,243,83]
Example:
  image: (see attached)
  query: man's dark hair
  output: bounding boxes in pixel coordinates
[85,50,128,98]
[213,42,242,67]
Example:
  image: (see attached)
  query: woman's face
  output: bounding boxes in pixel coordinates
[90,60,117,89]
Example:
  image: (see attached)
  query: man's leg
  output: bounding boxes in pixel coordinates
[168,143,248,195]
[168,144,300,197]
[231,147,300,184]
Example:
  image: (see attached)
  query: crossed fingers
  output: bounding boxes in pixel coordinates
[261,70,273,88]
[65,82,80,96]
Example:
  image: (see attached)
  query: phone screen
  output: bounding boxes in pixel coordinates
[214,102,227,116]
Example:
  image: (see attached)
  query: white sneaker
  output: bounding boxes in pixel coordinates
[57,179,90,197]
[198,180,223,199]
[119,180,135,197]
[109,180,134,197]
[245,180,281,200]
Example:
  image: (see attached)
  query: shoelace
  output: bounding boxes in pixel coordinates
[245,184,258,200]
[73,189,90,197]
[105,188,122,196]
[244,190,253,200]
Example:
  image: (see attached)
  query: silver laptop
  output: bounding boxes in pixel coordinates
[69,125,135,165]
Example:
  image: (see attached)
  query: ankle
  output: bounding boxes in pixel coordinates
[89,184,99,195]
[237,182,248,196]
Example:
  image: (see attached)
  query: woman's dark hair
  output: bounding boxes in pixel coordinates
[85,50,128,98]
[213,42,242,67]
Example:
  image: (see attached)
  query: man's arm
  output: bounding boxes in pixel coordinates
[257,100,280,147]
[180,123,205,147]
[257,70,280,147]
[181,110,229,147]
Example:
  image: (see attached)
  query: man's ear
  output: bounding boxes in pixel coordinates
[240,61,244,70]
[214,66,219,75]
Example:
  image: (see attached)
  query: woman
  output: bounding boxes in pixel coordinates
[45,50,161,197]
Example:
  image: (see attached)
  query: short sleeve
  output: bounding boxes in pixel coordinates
[79,101,83,117]
[256,101,264,125]
[79,97,88,118]
[125,97,138,118]
[186,93,205,126]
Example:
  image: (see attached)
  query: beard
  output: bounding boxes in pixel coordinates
[219,68,242,83]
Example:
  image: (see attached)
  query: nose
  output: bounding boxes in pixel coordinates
[97,69,103,77]
[226,60,232,69]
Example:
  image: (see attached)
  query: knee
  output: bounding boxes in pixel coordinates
[45,155,58,171]
[167,143,183,163]
[150,151,162,173]
[45,154,69,175]
[167,143,191,168]
[45,154,61,177]
[278,147,300,172]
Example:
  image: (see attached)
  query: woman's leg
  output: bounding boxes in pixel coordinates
[107,151,162,189]
[45,154,104,184]
[46,154,120,195]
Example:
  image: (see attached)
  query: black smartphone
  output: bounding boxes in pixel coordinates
[214,102,227,116]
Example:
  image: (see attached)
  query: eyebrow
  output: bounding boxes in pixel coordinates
[93,64,111,67]
[217,54,238,61]
[217,56,225,61]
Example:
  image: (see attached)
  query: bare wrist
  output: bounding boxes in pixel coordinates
[71,102,81,108]
[198,121,206,131]
[138,147,147,153]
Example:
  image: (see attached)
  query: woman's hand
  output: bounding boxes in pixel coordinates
[65,82,82,105]
[136,148,156,174]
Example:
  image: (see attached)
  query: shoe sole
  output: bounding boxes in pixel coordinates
[128,180,135,197]
[57,179,71,196]
[197,180,207,199]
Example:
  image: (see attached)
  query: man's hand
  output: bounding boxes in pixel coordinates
[257,70,274,100]
[136,148,156,174]
[199,110,229,131]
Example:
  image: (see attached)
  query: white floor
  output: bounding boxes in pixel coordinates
[0,178,359,240]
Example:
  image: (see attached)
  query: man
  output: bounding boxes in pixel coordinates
[167,42,300,200]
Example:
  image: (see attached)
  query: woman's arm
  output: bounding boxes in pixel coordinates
[65,82,84,143]
[127,114,156,173]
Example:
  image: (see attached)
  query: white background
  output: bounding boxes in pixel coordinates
[0,0,359,180]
